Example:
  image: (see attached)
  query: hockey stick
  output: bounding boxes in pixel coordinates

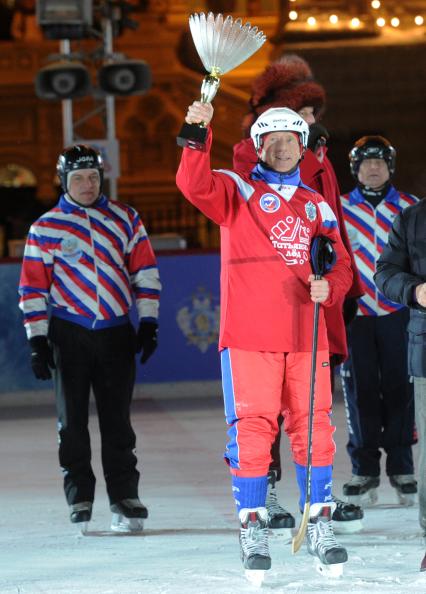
[292,236,336,554]
[292,287,320,554]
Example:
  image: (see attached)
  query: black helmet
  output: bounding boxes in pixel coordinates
[349,135,396,178]
[56,144,104,193]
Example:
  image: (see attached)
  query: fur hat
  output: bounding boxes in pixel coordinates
[242,54,326,136]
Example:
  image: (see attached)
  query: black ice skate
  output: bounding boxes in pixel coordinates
[110,498,148,533]
[69,501,92,534]
[331,494,363,534]
[266,471,295,539]
[307,503,348,577]
[342,475,380,506]
[239,507,271,587]
[389,474,417,506]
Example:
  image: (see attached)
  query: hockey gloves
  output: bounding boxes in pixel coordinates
[29,335,55,380]
[343,297,359,326]
[136,321,158,364]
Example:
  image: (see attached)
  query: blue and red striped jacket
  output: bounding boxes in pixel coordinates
[341,185,417,317]
[19,193,161,338]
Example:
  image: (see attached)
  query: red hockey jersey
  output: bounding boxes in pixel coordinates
[233,137,363,360]
[177,130,352,353]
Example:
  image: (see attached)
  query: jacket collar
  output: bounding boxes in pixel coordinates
[59,193,108,213]
[349,184,399,206]
[251,162,301,186]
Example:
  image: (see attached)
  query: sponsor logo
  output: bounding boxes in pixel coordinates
[259,193,281,213]
[269,216,311,265]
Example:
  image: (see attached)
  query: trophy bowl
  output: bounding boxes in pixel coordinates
[177,12,267,151]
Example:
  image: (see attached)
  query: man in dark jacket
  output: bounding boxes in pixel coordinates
[375,200,426,572]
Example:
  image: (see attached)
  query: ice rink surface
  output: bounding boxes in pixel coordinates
[0,389,424,594]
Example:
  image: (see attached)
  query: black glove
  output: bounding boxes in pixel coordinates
[136,321,158,364]
[29,335,55,380]
[343,298,359,326]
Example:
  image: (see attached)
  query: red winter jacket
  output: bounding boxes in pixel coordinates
[233,138,364,361]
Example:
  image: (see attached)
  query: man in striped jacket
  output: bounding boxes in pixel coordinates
[340,136,417,504]
[18,145,161,533]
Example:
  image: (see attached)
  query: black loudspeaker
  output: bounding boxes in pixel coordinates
[98,60,151,96]
[35,62,91,100]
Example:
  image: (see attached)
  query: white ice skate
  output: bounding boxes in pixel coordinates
[342,475,380,506]
[69,501,92,535]
[307,502,348,578]
[389,474,417,506]
[239,507,271,586]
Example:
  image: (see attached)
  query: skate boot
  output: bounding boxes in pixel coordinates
[389,475,417,506]
[110,498,148,533]
[266,471,295,539]
[421,552,426,572]
[69,501,92,534]
[239,507,271,587]
[331,494,363,534]
[307,502,348,577]
[342,475,380,506]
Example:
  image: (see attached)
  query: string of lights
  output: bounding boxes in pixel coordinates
[283,1,425,32]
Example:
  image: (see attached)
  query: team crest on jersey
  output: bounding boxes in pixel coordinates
[305,201,317,222]
[259,193,281,213]
[61,236,82,262]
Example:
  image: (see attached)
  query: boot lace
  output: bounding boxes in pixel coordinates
[240,522,270,558]
[308,518,340,556]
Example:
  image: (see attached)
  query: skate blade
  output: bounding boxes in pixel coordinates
[333,519,363,534]
[346,488,378,507]
[76,521,88,535]
[111,514,144,533]
[244,569,265,587]
[314,559,344,578]
[269,527,292,542]
[396,492,416,506]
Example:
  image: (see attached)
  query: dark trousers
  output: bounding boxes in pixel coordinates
[49,317,139,506]
[340,310,415,477]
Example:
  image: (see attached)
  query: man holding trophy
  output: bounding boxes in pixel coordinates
[176,13,352,584]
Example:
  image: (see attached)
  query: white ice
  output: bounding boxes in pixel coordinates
[0,385,424,594]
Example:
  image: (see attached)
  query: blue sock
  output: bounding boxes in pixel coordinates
[295,463,333,511]
[231,475,268,513]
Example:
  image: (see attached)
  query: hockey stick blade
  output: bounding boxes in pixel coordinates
[291,502,310,554]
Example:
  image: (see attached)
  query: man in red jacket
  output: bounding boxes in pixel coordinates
[233,55,364,534]
[177,102,352,579]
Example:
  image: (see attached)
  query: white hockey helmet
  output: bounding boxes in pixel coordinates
[250,107,310,152]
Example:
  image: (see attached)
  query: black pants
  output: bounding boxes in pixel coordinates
[49,317,139,506]
[340,310,415,477]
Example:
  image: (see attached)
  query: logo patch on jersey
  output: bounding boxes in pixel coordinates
[259,193,281,213]
[61,236,82,262]
[305,201,317,222]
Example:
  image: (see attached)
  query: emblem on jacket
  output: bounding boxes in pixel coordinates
[260,193,281,213]
[305,201,317,222]
[176,288,220,353]
[60,236,82,263]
